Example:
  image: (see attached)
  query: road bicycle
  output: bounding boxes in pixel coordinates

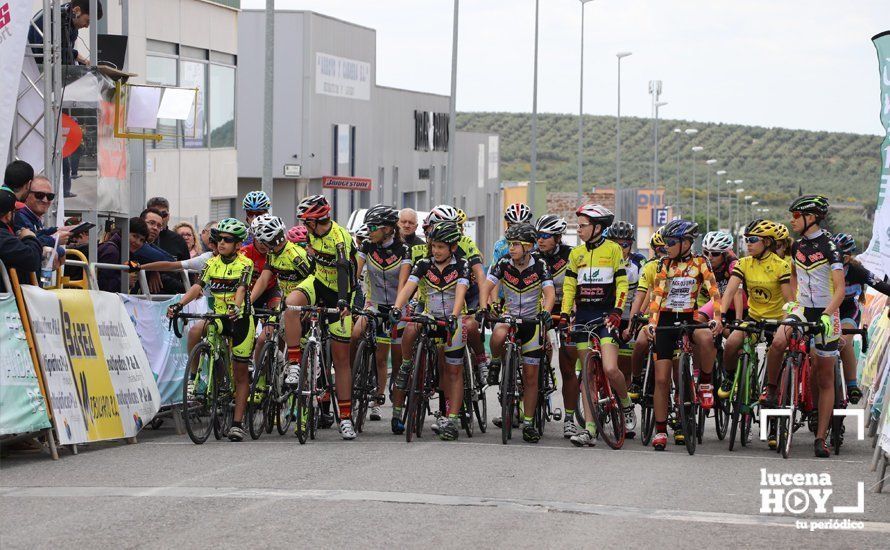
[246,307,294,439]
[574,318,626,449]
[725,320,771,452]
[402,312,450,443]
[350,307,387,433]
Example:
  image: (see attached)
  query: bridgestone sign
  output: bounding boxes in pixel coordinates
[322,176,372,191]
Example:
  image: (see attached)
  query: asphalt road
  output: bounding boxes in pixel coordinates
[2,383,888,548]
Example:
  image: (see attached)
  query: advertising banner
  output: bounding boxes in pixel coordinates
[0,295,51,436]
[859,31,890,278]
[0,0,32,170]
[322,175,372,191]
[315,52,371,101]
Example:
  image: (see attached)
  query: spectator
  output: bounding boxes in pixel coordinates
[0,190,41,291]
[3,160,34,205]
[62,216,89,281]
[398,208,424,246]
[28,1,104,66]
[97,218,173,293]
[173,221,200,258]
[198,220,217,252]
[14,176,70,250]
[145,197,190,261]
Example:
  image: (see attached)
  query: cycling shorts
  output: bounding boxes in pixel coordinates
[216,315,256,362]
[497,322,542,365]
[697,301,737,324]
[838,298,861,326]
[254,286,282,310]
[568,309,616,350]
[295,276,352,343]
[792,306,840,358]
[653,312,694,361]
[428,320,467,366]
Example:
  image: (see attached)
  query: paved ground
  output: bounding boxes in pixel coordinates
[2,383,888,548]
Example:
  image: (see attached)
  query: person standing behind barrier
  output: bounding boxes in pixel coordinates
[0,190,41,291]
[146,197,190,262]
[398,208,425,247]
[173,222,201,258]
[14,176,70,251]
[2,161,34,206]
[141,208,183,294]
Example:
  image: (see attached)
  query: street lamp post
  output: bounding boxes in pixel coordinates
[716,170,726,229]
[445,0,459,205]
[675,129,697,217]
[691,145,704,222]
[705,159,716,232]
[744,195,753,222]
[733,179,743,233]
[529,0,541,215]
[654,101,667,190]
[615,51,632,195]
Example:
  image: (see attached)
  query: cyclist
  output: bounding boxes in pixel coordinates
[718,220,794,449]
[534,214,578,437]
[626,229,666,400]
[559,205,630,448]
[390,221,473,441]
[241,190,271,245]
[481,222,555,443]
[287,224,308,247]
[286,194,359,440]
[774,223,793,260]
[782,195,846,458]
[606,220,647,402]
[491,202,533,268]
[352,205,412,423]
[167,218,255,442]
[645,219,722,451]
[832,233,890,404]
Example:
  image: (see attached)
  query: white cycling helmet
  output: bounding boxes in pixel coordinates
[576,204,614,227]
[251,213,286,246]
[535,215,567,235]
[702,230,734,252]
[504,203,532,224]
[426,204,460,227]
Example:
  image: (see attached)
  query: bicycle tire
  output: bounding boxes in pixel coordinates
[714,366,729,441]
[351,340,372,434]
[534,360,547,437]
[501,348,517,445]
[294,345,316,444]
[212,360,234,440]
[830,364,845,456]
[639,358,655,446]
[585,352,625,449]
[728,355,744,451]
[405,340,426,443]
[778,361,796,459]
[182,342,214,444]
[247,342,274,439]
[461,352,474,438]
[740,355,759,448]
[678,353,696,455]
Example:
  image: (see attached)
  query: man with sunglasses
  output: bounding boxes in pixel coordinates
[241,191,272,246]
[146,197,190,262]
[784,195,846,458]
[14,176,71,251]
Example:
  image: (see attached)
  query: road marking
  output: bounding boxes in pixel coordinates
[2,485,888,532]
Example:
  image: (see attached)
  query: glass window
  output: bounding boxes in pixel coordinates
[209,64,235,148]
[180,60,207,148]
[146,55,178,149]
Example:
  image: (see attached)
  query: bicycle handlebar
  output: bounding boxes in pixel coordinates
[841,327,869,353]
[402,314,450,328]
[286,305,342,315]
[168,312,230,339]
[654,322,713,333]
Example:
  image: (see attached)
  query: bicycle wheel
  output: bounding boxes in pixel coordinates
[182,342,215,444]
[830,364,845,456]
[778,362,796,459]
[351,340,372,434]
[714,366,729,441]
[585,353,625,449]
[740,357,759,448]
[678,354,696,455]
[294,346,316,444]
[534,361,547,437]
[501,349,517,445]
[247,342,274,440]
[405,340,427,443]
[472,355,487,433]
[461,353,474,438]
[640,360,655,446]
[212,361,234,440]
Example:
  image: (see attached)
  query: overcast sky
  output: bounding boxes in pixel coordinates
[243,1,889,135]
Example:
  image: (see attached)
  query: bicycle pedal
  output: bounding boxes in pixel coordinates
[552,408,563,421]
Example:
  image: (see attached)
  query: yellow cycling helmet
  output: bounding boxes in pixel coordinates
[650,226,666,248]
[455,208,467,227]
[744,219,784,239]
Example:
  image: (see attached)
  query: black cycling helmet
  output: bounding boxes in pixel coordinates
[364,204,399,227]
[661,219,700,241]
[832,233,856,255]
[789,195,829,218]
[606,220,635,241]
[427,221,462,245]
[504,222,538,244]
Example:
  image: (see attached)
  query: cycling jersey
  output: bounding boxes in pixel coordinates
[408,256,470,317]
[492,237,509,267]
[306,221,356,296]
[200,253,254,314]
[731,252,791,321]
[647,255,721,326]
[839,261,890,323]
[537,244,571,313]
[486,252,553,318]
[264,241,313,295]
[412,236,482,308]
[560,237,628,315]
[241,243,276,293]
[637,258,660,294]
[622,252,647,317]
[358,237,411,306]
[791,229,843,309]
[708,253,742,312]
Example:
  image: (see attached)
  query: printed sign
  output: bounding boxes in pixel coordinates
[315,52,371,101]
[322,175,372,191]
[0,296,51,436]
[283,164,301,178]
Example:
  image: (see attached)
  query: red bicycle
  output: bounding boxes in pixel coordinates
[773,318,822,459]
[574,319,625,449]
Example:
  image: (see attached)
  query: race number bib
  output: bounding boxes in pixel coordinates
[666,277,695,310]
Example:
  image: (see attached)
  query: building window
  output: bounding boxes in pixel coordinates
[210,197,235,220]
[146,55,178,149]
[180,60,207,148]
[209,64,235,148]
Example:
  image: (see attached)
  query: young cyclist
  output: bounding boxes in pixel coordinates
[287,224,308,247]
[480,222,555,443]
[286,194,359,440]
[645,220,722,451]
[832,233,890,404]
[784,195,846,458]
[558,205,630,448]
[605,220,646,395]
[491,202,533,268]
[167,218,255,442]
[626,229,666,400]
[534,214,578,437]
[390,221,474,441]
[241,190,271,245]
[351,205,412,424]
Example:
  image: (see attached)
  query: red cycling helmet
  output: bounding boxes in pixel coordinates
[296,195,332,221]
[287,224,308,245]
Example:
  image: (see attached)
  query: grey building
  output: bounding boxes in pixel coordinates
[236,10,501,258]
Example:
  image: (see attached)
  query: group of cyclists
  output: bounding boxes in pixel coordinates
[158,188,889,458]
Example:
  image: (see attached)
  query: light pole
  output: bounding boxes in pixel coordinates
[577,0,596,205]
[733,179,743,233]
[674,128,697,217]
[705,159,716,232]
[445,0,460,205]
[716,170,726,229]
[654,101,668,190]
[691,145,704,222]
[744,195,753,222]
[529,0,541,215]
[615,51,632,195]
[648,81,663,187]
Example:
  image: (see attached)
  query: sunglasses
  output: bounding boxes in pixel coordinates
[704,250,723,257]
[508,240,531,247]
[366,224,381,233]
[664,237,681,247]
[537,233,555,240]
[791,211,809,220]
[744,236,761,244]
[30,191,56,201]
[617,241,632,249]
[217,235,239,243]
[655,246,667,254]
[246,210,268,216]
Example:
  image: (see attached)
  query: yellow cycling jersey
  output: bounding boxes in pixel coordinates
[731,252,791,321]
[264,241,313,295]
[636,258,659,293]
[200,253,254,314]
[307,221,355,293]
[561,238,628,315]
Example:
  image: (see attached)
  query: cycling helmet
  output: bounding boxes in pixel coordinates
[576,204,615,228]
[504,222,537,244]
[744,219,784,240]
[661,219,700,241]
[832,233,856,255]
[427,204,460,226]
[242,190,271,211]
[702,230,734,252]
[504,203,532,224]
[297,195,332,221]
[650,227,666,249]
[789,195,829,218]
[364,204,400,227]
[456,208,468,226]
[535,215,567,236]
[774,223,790,241]
[606,220,635,241]
[251,214,286,246]
[427,221,462,245]
[287,225,308,245]
[354,224,370,241]
[214,218,248,241]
